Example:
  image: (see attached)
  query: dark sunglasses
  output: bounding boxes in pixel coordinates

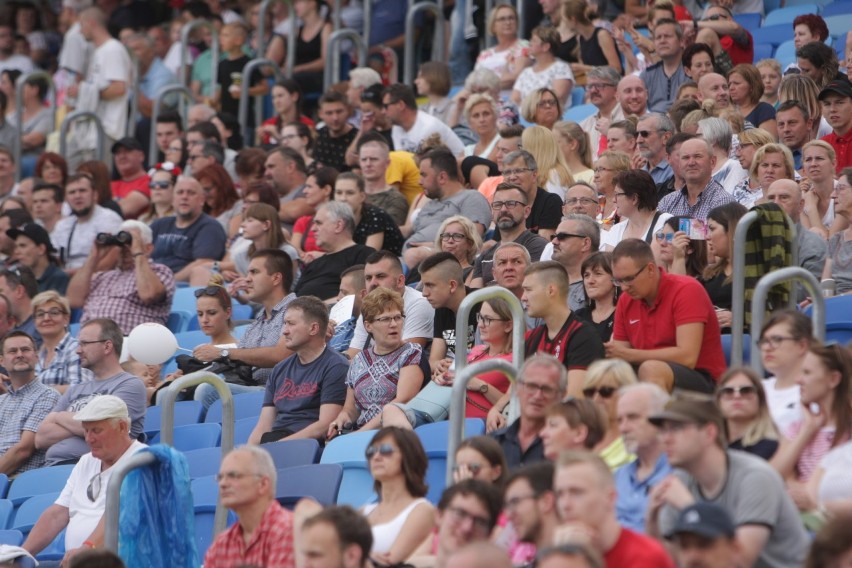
[655,231,674,243]
[551,232,586,241]
[719,385,757,397]
[582,386,618,399]
[366,443,396,459]
[148,181,171,189]
[194,286,224,298]
[87,472,102,502]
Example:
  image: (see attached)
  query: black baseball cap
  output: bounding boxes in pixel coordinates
[111,137,144,153]
[669,502,736,540]
[7,223,55,253]
[819,79,852,101]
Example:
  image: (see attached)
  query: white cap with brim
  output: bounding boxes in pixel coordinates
[73,395,130,423]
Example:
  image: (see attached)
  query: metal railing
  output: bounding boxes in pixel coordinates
[148,84,195,165]
[257,0,296,76]
[127,51,139,138]
[239,59,285,146]
[484,0,496,48]
[59,111,107,163]
[324,30,368,92]
[14,71,56,182]
[404,2,447,85]
[180,19,219,90]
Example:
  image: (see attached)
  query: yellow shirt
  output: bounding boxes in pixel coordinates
[387,151,422,205]
[599,436,634,471]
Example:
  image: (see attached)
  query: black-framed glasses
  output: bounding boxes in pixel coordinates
[476,313,507,326]
[366,443,396,459]
[583,386,618,399]
[79,339,109,347]
[637,129,664,138]
[719,385,757,398]
[537,99,558,108]
[382,99,398,109]
[502,168,534,177]
[445,506,492,532]
[655,231,674,243]
[87,473,102,502]
[551,232,586,241]
[440,232,467,242]
[491,200,526,210]
[564,197,598,206]
[587,83,615,91]
[612,265,648,287]
[194,286,225,298]
[756,335,798,349]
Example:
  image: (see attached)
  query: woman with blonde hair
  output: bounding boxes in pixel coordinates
[593,150,631,224]
[732,128,775,207]
[716,367,779,460]
[740,143,795,209]
[521,125,574,200]
[582,358,638,469]
[519,87,562,130]
[463,93,500,161]
[553,121,594,184]
[433,215,482,283]
[474,3,531,96]
[757,58,783,109]
[33,290,91,392]
[778,74,831,138]
[728,64,777,138]
[680,99,717,134]
[801,140,845,239]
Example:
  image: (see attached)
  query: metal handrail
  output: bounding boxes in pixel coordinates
[14,71,56,182]
[180,19,220,90]
[363,0,373,52]
[239,58,285,146]
[404,2,447,85]
[103,451,159,552]
[159,371,235,536]
[127,51,139,138]
[484,0,496,48]
[750,267,825,374]
[148,84,195,165]
[332,0,342,31]
[59,111,107,163]
[257,0,296,77]
[324,30,369,92]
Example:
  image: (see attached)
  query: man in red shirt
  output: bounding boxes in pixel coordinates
[110,137,151,219]
[693,5,753,70]
[204,446,295,568]
[818,79,852,174]
[554,450,675,567]
[605,239,725,393]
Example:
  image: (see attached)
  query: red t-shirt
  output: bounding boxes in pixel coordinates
[605,527,676,568]
[111,174,151,200]
[293,214,320,252]
[612,269,727,380]
[465,345,512,418]
[260,115,317,145]
[821,132,852,174]
[721,31,754,67]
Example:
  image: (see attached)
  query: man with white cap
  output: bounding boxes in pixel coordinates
[23,395,146,565]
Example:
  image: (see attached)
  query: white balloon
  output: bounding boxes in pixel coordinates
[127,323,179,365]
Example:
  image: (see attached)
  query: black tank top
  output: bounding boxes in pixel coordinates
[580,27,609,67]
[295,25,323,64]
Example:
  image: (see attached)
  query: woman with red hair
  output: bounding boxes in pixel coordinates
[194,164,242,238]
[793,14,830,50]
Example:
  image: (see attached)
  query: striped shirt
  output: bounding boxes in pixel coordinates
[0,379,59,473]
[36,333,93,387]
[784,421,842,482]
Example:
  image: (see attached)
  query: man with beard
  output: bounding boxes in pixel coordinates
[469,183,547,288]
[67,220,175,335]
[580,67,625,159]
[51,173,123,273]
[150,176,227,281]
[502,462,559,552]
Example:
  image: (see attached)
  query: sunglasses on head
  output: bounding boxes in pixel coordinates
[366,443,396,459]
[194,286,224,298]
[582,386,618,399]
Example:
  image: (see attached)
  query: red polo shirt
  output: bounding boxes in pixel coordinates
[821,132,852,174]
[721,31,753,66]
[111,174,151,200]
[612,269,726,380]
[605,527,676,567]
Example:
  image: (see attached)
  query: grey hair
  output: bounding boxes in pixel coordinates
[619,382,671,414]
[521,353,569,394]
[642,112,675,134]
[119,219,153,245]
[697,117,733,154]
[464,69,501,95]
[587,66,621,87]
[503,150,538,171]
[493,241,532,264]
[320,201,357,235]
[200,141,225,165]
[232,446,278,496]
[348,67,382,89]
[189,104,217,123]
[561,213,601,251]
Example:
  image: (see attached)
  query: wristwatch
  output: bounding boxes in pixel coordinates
[479,383,489,394]
[219,348,230,359]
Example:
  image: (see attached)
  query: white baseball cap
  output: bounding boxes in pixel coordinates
[73,395,130,422]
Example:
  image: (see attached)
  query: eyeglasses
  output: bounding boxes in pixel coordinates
[445,506,492,532]
[505,494,537,511]
[611,265,648,287]
[149,181,171,190]
[756,335,798,349]
[382,100,398,109]
[476,313,507,326]
[279,134,299,141]
[366,443,396,459]
[593,166,614,173]
[719,385,757,398]
[194,286,225,298]
[519,380,559,398]
[587,83,615,91]
[440,232,467,242]
[551,232,586,241]
[613,192,627,199]
[502,168,534,177]
[35,308,66,319]
[87,473,102,502]
[564,197,598,206]
[215,471,262,482]
[495,15,517,22]
[637,129,664,139]
[537,99,558,108]
[491,200,526,210]
[79,339,109,347]
[655,231,675,243]
[371,314,405,325]
[582,386,618,399]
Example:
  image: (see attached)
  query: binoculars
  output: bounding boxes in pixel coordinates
[95,231,132,247]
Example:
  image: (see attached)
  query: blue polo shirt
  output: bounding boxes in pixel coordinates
[613,453,673,533]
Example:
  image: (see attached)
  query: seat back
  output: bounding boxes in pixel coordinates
[264,439,321,470]
[12,493,61,533]
[763,5,820,27]
[751,24,793,47]
[0,529,22,546]
[205,391,265,424]
[276,464,343,509]
[171,423,222,452]
[0,499,12,530]
[184,447,226,479]
[0,474,8,499]
[7,466,75,506]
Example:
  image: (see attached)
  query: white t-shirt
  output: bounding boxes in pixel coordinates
[349,286,435,351]
[601,213,672,250]
[87,38,132,140]
[512,60,575,106]
[51,206,124,269]
[56,440,147,550]
[762,377,802,434]
[391,111,465,156]
[818,441,852,503]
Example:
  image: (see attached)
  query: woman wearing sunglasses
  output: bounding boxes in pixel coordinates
[139,163,178,225]
[655,216,709,279]
[581,359,638,470]
[327,289,427,438]
[574,252,617,343]
[715,367,779,460]
[362,427,435,566]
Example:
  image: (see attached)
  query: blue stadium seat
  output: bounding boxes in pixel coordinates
[753,43,774,62]
[276,464,343,509]
[174,330,211,351]
[263,439,321,470]
[191,476,237,560]
[184,447,226,479]
[826,14,852,37]
[763,5,820,27]
[0,529,22,546]
[0,499,12,530]
[733,13,762,30]
[234,324,250,339]
[145,400,204,440]
[167,310,196,333]
[774,40,798,67]
[416,419,486,504]
[751,25,793,47]
[12,493,61,534]
[231,303,254,321]
[563,103,596,123]
[171,287,203,313]
[320,430,377,507]
[68,322,81,337]
[720,334,752,367]
[171,423,222,451]
[570,86,585,107]
[233,417,257,445]
[7,466,75,506]
[205,391,265,424]
[0,474,8,499]
[822,1,852,17]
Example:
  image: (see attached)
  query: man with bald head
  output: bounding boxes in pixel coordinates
[657,138,735,221]
[150,176,227,280]
[617,75,649,118]
[697,74,731,109]
[765,179,826,298]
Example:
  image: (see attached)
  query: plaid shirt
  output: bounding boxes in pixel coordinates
[203,500,295,568]
[81,262,176,335]
[657,178,736,221]
[238,293,295,385]
[36,332,93,387]
[0,379,59,473]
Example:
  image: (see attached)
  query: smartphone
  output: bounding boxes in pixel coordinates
[679,218,708,240]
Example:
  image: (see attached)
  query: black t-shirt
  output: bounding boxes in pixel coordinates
[729,438,779,461]
[524,311,605,370]
[573,306,615,343]
[527,188,563,235]
[434,304,479,360]
[701,272,732,310]
[294,243,374,300]
[353,204,405,256]
[218,55,263,123]
[314,126,359,172]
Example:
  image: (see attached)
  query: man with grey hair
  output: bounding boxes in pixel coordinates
[206,446,297,566]
[657,138,735,221]
[580,67,625,158]
[188,140,226,172]
[25,395,146,561]
[635,113,675,189]
[294,202,374,301]
[551,213,601,311]
[68,219,176,334]
[698,117,747,194]
[501,150,562,240]
[613,383,672,533]
[187,103,217,129]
